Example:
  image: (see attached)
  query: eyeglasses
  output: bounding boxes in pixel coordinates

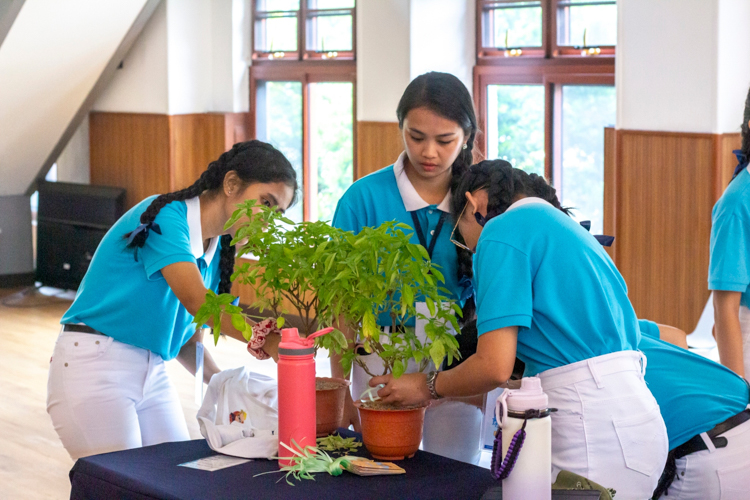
[449,203,474,253]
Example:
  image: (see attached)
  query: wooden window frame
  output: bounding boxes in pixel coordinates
[249,62,357,222]
[477,0,615,63]
[475,0,615,183]
[252,1,356,62]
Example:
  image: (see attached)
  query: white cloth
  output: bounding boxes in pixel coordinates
[738,305,750,377]
[666,407,750,500]
[196,366,279,459]
[47,330,189,460]
[351,303,483,464]
[538,351,669,499]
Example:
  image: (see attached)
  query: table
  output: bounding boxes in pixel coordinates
[69,431,499,500]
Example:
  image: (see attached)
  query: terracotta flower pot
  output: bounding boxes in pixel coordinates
[355,400,427,460]
[315,377,350,437]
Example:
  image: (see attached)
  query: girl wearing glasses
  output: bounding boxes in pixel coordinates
[330,72,483,464]
[370,160,668,498]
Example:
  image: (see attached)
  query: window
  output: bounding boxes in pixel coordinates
[476,0,615,230]
[253,0,355,61]
[251,2,356,222]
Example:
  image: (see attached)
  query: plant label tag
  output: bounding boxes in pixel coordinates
[178,455,250,472]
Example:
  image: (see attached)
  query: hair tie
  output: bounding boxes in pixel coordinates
[732,149,749,179]
[458,275,475,301]
[579,220,615,247]
[126,222,162,258]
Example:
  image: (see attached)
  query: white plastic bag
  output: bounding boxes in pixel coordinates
[196,366,279,459]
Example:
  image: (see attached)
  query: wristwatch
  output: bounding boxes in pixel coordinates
[426,371,442,400]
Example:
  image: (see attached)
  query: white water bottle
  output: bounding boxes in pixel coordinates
[497,377,551,500]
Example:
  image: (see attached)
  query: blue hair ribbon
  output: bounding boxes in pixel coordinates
[126,222,162,261]
[458,275,475,302]
[732,150,749,180]
[231,297,240,307]
[579,220,615,247]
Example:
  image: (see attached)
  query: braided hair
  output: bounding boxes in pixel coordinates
[452,160,569,226]
[396,72,479,328]
[124,140,297,294]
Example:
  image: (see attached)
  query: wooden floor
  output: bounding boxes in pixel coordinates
[0,286,306,500]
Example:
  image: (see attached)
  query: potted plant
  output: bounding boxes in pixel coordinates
[197,202,462,457]
[316,221,462,460]
[196,201,352,437]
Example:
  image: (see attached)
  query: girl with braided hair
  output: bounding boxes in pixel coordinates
[330,71,484,464]
[370,159,669,498]
[48,140,297,460]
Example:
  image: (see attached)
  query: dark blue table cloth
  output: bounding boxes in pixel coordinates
[69,430,499,500]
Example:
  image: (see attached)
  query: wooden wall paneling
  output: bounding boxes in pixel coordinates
[616,130,714,332]
[224,112,252,149]
[169,114,226,191]
[89,112,171,209]
[356,121,403,179]
[716,133,742,199]
[603,127,617,262]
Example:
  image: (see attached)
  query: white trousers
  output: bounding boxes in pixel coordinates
[738,305,750,376]
[352,352,483,465]
[47,330,189,460]
[666,409,750,500]
[538,351,669,500]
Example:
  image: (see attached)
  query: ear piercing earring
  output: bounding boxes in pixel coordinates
[462,144,468,150]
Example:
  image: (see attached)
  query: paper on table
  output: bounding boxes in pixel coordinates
[178,455,251,472]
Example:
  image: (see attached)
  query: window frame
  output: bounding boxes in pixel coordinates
[252,1,356,62]
[249,62,357,222]
[474,0,615,182]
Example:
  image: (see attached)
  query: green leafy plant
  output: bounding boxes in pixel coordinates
[256,440,354,485]
[194,201,461,381]
[316,434,363,455]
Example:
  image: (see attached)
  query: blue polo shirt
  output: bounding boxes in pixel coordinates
[709,168,750,306]
[474,198,639,376]
[638,319,748,449]
[332,153,461,326]
[61,196,222,360]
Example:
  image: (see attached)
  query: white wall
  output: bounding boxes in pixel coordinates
[356,0,411,122]
[94,0,249,115]
[93,0,168,114]
[616,0,718,133]
[0,0,148,196]
[716,0,750,134]
[409,0,475,95]
[55,115,90,184]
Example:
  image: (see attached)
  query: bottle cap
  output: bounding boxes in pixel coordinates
[278,327,334,350]
[506,377,548,411]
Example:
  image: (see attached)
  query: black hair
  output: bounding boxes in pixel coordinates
[396,71,479,331]
[124,140,297,294]
[451,159,570,226]
[733,85,750,182]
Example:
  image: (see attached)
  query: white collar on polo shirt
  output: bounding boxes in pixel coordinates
[505,196,551,212]
[393,151,452,213]
[185,196,218,265]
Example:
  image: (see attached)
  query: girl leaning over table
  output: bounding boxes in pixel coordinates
[710,84,750,378]
[637,320,750,500]
[47,141,297,460]
[330,71,484,464]
[370,160,669,499]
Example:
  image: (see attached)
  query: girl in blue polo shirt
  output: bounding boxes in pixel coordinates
[371,160,669,498]
[710,86,750,378]
[638,320,750,500]
[331,72,483,463]
[47,141,297,460]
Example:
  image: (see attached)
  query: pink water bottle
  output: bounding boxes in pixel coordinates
[277,326,333,467]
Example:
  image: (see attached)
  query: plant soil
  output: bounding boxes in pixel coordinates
[359,400,426,411]
[316,379,347,391]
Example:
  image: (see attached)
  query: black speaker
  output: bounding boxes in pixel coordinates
[36,181,126,290]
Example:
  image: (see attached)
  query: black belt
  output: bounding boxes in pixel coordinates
[62,324,105,336]
[673,408,750,459]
